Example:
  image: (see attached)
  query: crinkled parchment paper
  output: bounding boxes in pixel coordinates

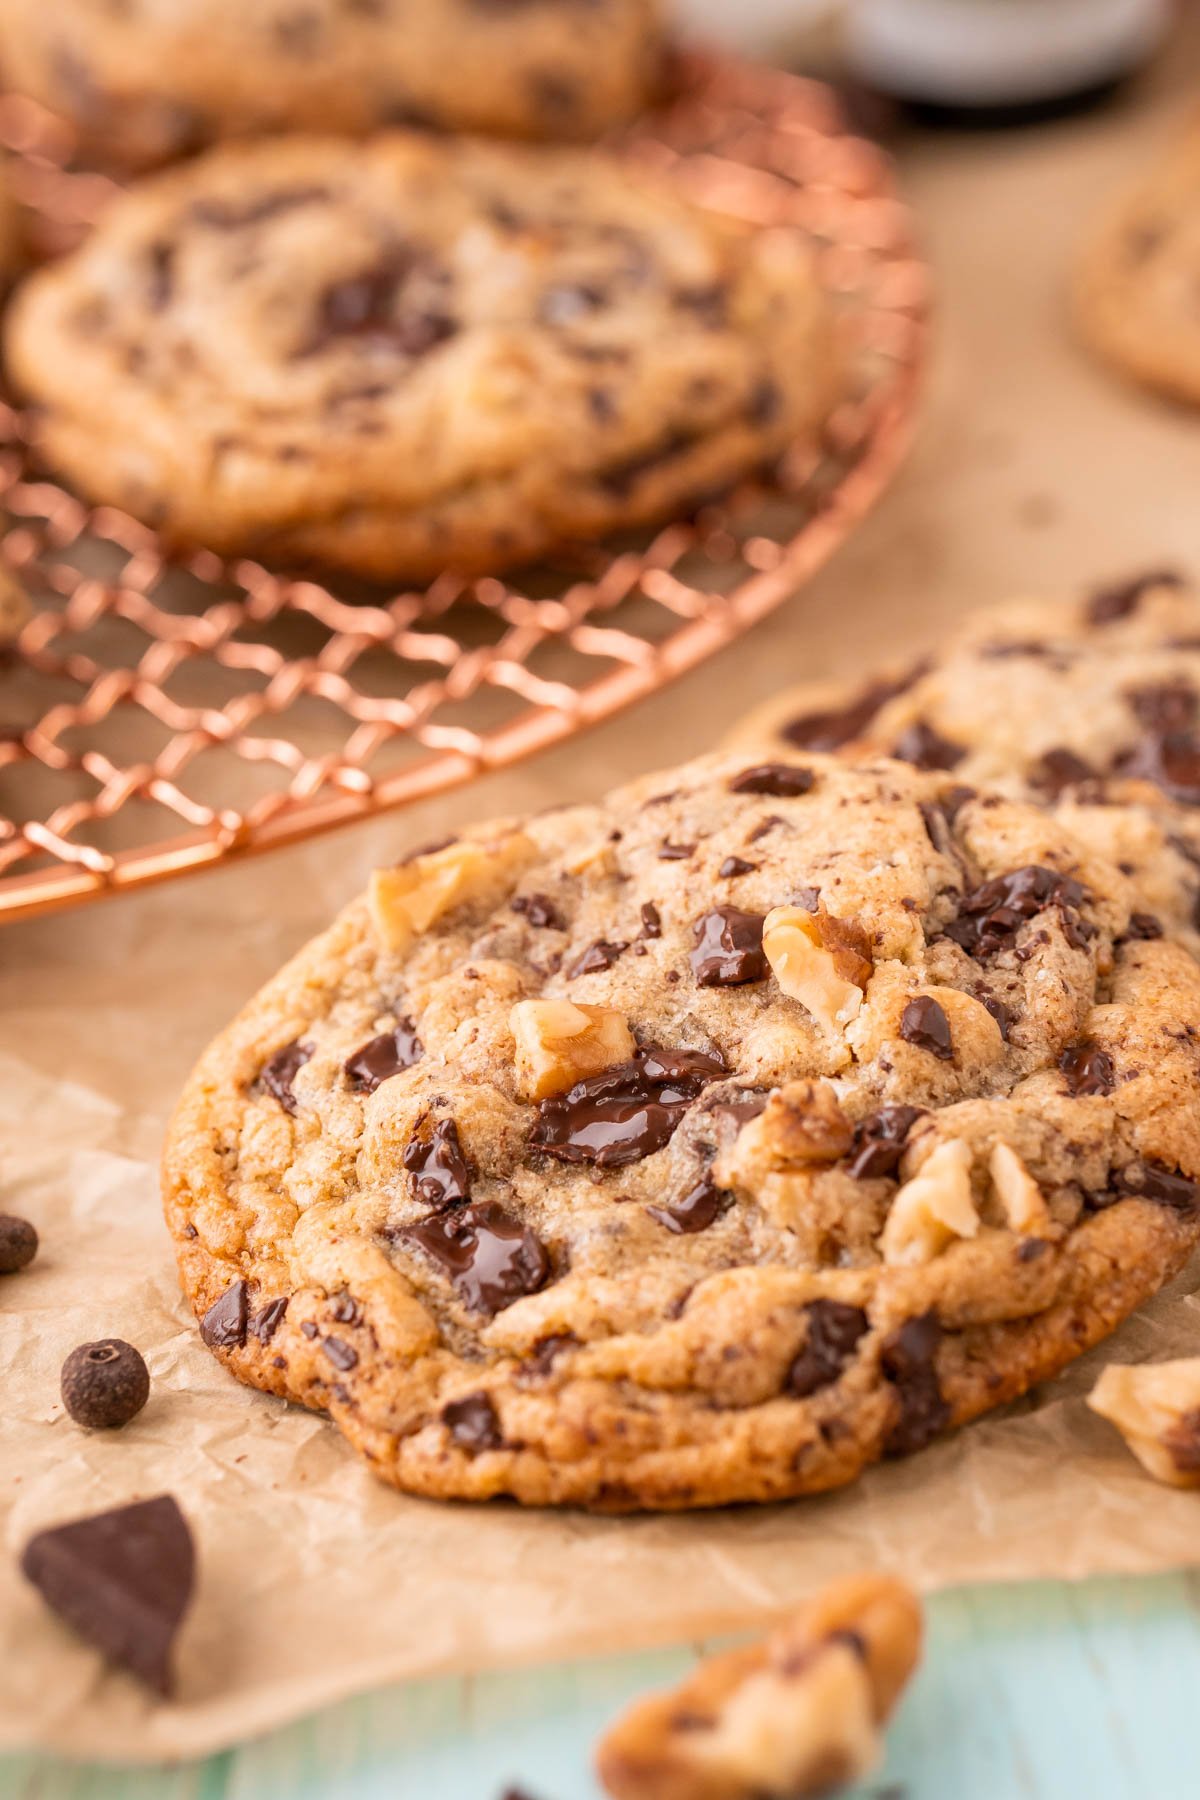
[8,42,1200,1758]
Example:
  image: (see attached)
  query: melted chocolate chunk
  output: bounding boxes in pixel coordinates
[689,907,767,986]
[568,939,628,978]
[1059,1040,1115,1097]
[980,994,1014,1040]
[512,892,565,930]
[200,1279,248,1349]
[645,1174,732,1235]
[248,1296,288,1344]
[728,764,815,798]
[260,1039,313,1114]
[442,1393,503,1452]
[1087,568,1184,625]
[943,865,1090,958]
[880,1312,949,1456]
[1117,730,1200,805]
[303,254,456,358]
[398,1202,550,1314]
[893,721,966,773]
[1032,747,1095,795]
[781,670,918,752]
[1116,1162,1200,1213]
[330,1291,361,1325]
[846,1106,924,1180]
[900,996,954,1061]
[403,1117,471,1210]
[640,902,662,939]
[526,1332,578,1376]
[530,1047,726,1168]
[344,1019,423,1093]
[20,1496,194,1697]
[718,856,757,878]
[788,1300,869,1398]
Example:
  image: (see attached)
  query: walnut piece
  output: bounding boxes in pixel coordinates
[733,1080,854,1175]
[988,1143,1051,1236]
[1088,1360,1200,1488]
[881,1138,978,1266]
[369,833,534,952]
[510,999,635,1101]
[595,1572,922,1800]
[762,906,871,1035]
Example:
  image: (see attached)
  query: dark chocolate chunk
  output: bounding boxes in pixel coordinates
[146,240,175,311]
[323,1337,358,1373]
[788,1300,869,1398]
[568,939,628,978]
[60,1340,150,1430]
[893,721,966,773]
[980,994,1013,1040]
[1127,681,1198,732]
[729,764,815,798]
[847,1105,924,1180]
[689,906,767,986]
[442,1393,503,1453]
[248,1296,288,1344]
[1117,730,1200,805]
[900,996,954,1061]
[0,1212,37,1274]
[398,1202,551,1314]
[1059,1041,1115,1097]
[1087,568,1184,625]
[658,839,696,861]
[260,1039,313,1115]
[1032,747,1095,795]
[303,254,456,358]
[403,1117,471,1210]
[526,1332,577,1375]
[748,814,785,844]
[781,673,913,752]
[718,856,757,878]
[640,902,662,939]
[344,1018,423,1093]
[1116,1162,1200,1214]
[943,865,1091,958]
[598,430,697,498]
[512,893,565,930]
[530,1047,726,1168]
[329,1291,361,1325]
[880,1312,949,1456]
[1124,912,1163,940]
[645,1174,732,1235]
[200,1279,248,1349]
[21,1495,195,1695]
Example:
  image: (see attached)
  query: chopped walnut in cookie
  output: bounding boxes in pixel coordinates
[762,906,872,1035]
[1088,1360,1200,1487]
[595,1573,922,1800]
[369,833,535,950]
[510,999,634,1100]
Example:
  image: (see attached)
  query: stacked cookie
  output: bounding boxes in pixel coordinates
[163,572,1200,1509]
[0,1,839,581]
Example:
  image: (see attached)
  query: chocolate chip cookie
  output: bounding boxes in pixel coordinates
[162,749,1200,1510]
[7,133,834,582]
[0,0,665,170]
[1076,121,1200,405]
[729,572,1200,948]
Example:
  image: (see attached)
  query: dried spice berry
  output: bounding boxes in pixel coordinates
[0,1212,38,1274]
[61,1340,150,1430]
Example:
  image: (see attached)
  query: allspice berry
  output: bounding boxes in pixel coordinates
[61,1340,150,1430]
[0,1213,37,1274]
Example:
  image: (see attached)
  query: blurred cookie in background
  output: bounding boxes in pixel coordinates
[0,0,666,170]
[1076,117,1200,406]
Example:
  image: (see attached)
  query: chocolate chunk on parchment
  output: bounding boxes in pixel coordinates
[21,1495,195,1695]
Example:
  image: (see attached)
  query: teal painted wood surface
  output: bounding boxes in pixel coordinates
[3,1573,1199,1800]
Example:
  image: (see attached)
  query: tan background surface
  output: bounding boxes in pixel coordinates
[4,28,1200,1764]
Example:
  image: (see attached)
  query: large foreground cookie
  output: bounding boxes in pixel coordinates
[729,572,1200,948]
[0,0,664,169]
[163,750,1200,1510]
[1075,120,1200,405]
[7,134,833,581]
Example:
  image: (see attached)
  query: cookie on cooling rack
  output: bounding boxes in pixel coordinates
[727,571,1200,949]
[162,748,1200,1511]
[6,133,835,583]
[1075,119,1200,405]
[0,0,665,168]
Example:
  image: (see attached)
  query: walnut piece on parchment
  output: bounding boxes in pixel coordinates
[595,1573,922,1800]
[1088,1359,1200,1487]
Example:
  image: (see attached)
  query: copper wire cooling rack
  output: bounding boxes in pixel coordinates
[0,52,929,925]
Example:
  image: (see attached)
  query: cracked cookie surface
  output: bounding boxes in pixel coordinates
[162,750,1200,1510]
[1075,120,1200,406]
[6,132,833,582]
[0,0,664,169]
[729,574,1200,951]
